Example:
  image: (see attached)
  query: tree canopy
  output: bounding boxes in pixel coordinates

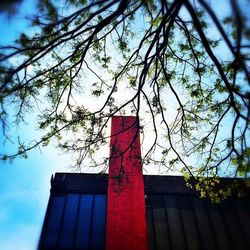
[0,0,250,202]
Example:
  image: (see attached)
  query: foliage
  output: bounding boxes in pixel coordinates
[0,0,23,15]
[0,0,249,201]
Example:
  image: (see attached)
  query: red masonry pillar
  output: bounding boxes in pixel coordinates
[105,116,148,250]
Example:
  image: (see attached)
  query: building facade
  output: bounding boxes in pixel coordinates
[39,117,250,250]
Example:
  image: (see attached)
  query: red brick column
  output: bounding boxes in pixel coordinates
[105,116,148,250]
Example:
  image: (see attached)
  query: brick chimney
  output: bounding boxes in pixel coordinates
[105,116,148,250]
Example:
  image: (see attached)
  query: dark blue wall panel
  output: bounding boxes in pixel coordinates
[41,194,106,250]
[58,194,80,249]
[43,196,65,248]
[75,195,94,249]
[90,195,107,250]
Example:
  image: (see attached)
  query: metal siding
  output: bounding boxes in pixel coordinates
[233,200,250,248]
[177,195,200,250]
[145,195,156,250]
[164,194,186,250]
[205,200,232,250]
[75,195,94,250]
[151,195,170,250]
[221,200,246,250]
[90,195,106,250]
[43,195,65,248]
[58,194,80,249]
[148,193,250,250]
[40,193,106,250]
[191,197,217,250]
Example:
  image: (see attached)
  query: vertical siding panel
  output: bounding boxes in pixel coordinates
[220,200,246,250]
[43,195,65,249]
[177,196,200,250]
[75,195,94,249]
[145,195,156,250]
[191,197,216,250]
[233,199,250,249]
[58,194,80,249]
[205,200,232,250]
[151,195,170,250]
[90,195,107,250]
[164,194,185,250]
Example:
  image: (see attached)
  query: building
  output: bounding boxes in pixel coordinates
[39,117,250,250]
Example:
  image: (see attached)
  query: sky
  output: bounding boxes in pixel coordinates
[0,0,249,249]
[0,1,72,249]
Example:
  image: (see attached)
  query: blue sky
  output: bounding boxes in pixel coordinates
[0,1,71,249]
